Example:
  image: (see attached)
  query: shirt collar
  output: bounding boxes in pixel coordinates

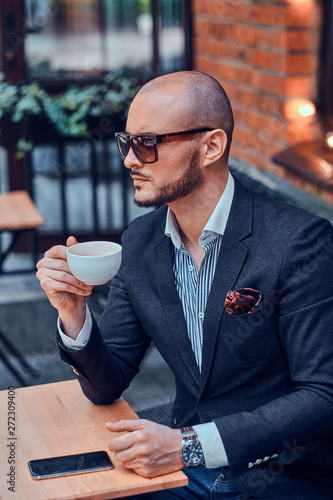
[165,172,235,250]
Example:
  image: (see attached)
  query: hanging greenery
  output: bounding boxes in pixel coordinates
[0,70,141,158]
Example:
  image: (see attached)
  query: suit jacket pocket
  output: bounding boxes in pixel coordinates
[222,306,282,367]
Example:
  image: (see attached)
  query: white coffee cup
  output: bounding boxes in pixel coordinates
[66,241,122,285]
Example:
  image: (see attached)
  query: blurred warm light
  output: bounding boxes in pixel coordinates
[319,159,332,176]
[284,99,316,121]
[326,132,333,149]
[287,0,311,3]
[299,103,316,117]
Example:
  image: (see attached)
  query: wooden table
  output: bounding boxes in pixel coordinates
[0,191,45,232]
[0,380,187,500]
[0,190,45,272]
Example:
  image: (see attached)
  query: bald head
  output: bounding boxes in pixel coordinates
[137,71,234,159]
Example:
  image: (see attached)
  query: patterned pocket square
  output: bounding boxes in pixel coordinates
[225,288,262,315]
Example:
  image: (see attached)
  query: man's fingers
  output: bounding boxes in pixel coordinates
[106,420,147,454]
[42,235,78,261]
[38,255,70,273]
[40,257,88,285]
[37,263,92,291]
[106,419,146,433]
[106,420,184,478]
[43,276,92,296]
[43,244,68,260]
[37,247,93,295]
[37,267,93,298]
[108,432,136,454]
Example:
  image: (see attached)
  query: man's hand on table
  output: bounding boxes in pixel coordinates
[106,419,184,478]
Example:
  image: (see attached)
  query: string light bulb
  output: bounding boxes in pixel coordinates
[326,131,333,149]
[298,102,316,117]
[284,99,316,121]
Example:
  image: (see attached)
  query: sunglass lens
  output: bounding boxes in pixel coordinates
[116,134,129,160]
[132,136,156,163]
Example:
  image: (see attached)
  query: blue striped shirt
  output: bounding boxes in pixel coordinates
[165,173,235,372]
[172,237,223,370]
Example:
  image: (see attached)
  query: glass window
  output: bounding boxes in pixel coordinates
[25,0,103,77]
[159,0,185,73]
[24,0,189,79]
[103,0,153,71]
[24,0,152,77]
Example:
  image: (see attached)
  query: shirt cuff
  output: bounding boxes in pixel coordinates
[57,305,92,350]
[193,422,229,469]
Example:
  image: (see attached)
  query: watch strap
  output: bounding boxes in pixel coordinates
[180,426,205,467]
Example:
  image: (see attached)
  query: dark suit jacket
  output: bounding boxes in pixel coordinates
[59,177,333,499]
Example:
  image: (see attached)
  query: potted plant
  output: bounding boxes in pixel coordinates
[0,70,141,158]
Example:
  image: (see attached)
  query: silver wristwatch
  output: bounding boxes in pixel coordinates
[180,426,205,467]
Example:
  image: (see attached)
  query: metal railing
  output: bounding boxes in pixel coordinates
[26,136,146,250]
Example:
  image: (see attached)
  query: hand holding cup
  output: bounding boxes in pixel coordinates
[66,241,122,285]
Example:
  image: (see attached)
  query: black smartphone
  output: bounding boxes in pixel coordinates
[28,451,113,480]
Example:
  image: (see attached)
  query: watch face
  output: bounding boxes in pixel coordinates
[182,438,204,466]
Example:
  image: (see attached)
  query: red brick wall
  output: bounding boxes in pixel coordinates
[192,0,324,193]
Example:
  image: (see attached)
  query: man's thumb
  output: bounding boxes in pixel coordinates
[66,236,78,247]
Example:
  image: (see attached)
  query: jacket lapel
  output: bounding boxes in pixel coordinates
[154,236,201,393]
[199,179,253,395]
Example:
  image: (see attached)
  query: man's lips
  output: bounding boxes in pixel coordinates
[130,172,151,183]
[133,179,147,187]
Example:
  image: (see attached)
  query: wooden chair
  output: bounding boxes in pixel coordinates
[0,328,39,386]
[0,190,45,273]
[0,190,44,384]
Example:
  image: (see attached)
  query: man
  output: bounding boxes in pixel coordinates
[36,71,333,499]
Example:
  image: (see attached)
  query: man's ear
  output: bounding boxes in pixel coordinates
[203,129,227,166]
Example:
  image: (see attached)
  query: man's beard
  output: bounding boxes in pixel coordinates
[134,150,204,208]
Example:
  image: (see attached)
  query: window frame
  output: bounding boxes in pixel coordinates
[318,0,333,127]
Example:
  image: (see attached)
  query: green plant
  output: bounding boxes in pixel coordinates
[0,70,141,158]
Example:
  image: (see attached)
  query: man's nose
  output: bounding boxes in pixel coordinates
[124,146,144,169]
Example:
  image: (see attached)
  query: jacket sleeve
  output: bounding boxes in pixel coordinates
[214,217,333,476]
[58,260,151,405]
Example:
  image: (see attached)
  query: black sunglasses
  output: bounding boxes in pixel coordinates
[115,128,214,164]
